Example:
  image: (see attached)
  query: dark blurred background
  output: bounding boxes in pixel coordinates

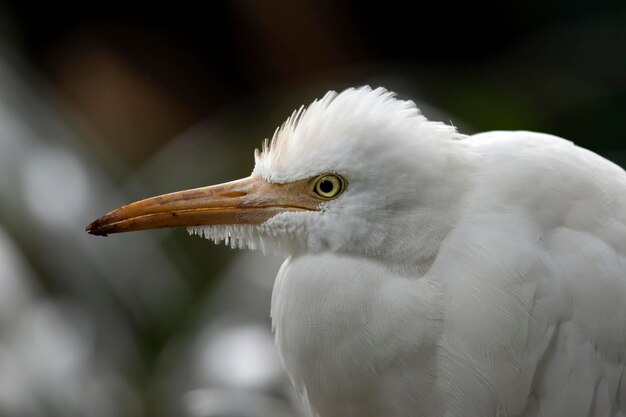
[0,1,624,416]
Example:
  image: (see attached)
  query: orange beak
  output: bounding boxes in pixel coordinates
[86,176,320,236]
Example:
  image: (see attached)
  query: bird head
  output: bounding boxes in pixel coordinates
[87,87,469,264]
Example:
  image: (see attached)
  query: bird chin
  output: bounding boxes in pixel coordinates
[187,210,318,256]
[188,224,262,250]
[187,223,286,255]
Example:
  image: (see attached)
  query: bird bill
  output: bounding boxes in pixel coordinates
[86,176,319,236]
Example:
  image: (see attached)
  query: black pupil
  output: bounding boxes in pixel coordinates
[319,179,334,193]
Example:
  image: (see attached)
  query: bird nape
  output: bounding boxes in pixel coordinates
[87,86,626,417]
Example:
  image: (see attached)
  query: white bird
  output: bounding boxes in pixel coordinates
[88,86,626,417]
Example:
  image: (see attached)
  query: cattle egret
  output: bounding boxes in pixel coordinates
[87,87,626,417]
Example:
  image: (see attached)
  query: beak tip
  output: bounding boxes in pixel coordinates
[86,218,109,237]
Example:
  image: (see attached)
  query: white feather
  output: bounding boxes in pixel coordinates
[197,86,626,417]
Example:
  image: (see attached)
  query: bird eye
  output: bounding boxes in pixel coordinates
[313,174,345,199]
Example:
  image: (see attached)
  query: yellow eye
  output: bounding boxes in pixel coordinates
[313,174,345,199]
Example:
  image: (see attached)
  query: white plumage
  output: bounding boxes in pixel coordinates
[261,87,625,417]
[92,86,626,416]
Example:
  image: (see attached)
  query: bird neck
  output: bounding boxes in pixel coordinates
[368,139,476,277]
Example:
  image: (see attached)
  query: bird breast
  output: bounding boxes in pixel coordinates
[271,253,445,417]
